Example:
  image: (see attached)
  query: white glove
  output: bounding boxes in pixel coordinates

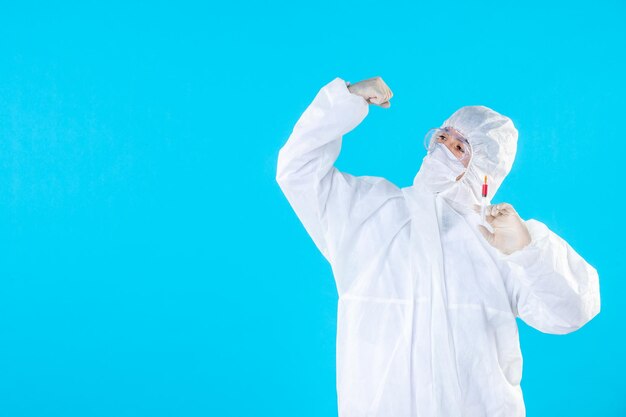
[347,76,393,108]
[476,203,532,255]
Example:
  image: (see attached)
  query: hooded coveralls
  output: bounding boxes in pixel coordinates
[276,77,601,417]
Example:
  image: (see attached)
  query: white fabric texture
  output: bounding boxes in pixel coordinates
[276,77,601,417]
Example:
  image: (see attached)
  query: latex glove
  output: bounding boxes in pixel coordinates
[347,76,393,108]
[475,203,532,255]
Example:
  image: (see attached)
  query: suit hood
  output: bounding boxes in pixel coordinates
[413,105,518,205]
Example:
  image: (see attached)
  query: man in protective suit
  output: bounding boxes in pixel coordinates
[276,76,600,417]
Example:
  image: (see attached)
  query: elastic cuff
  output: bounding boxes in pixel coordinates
[325,77,368,108]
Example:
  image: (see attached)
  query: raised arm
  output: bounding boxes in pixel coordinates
[276,77,399,271]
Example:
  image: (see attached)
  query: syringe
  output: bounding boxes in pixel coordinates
[481,176,488,226]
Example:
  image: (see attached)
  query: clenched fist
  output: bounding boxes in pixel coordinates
[347,76,393,108]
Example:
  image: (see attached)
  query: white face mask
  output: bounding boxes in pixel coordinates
[428,143,466,178]
[413,143,468,196]
[414,142,484,209]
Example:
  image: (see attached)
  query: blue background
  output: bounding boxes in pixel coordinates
[0,1,623,416]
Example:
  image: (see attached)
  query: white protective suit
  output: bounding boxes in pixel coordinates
[276,77,601,417]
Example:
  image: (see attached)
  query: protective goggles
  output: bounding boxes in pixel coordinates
[423,126,472,166]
